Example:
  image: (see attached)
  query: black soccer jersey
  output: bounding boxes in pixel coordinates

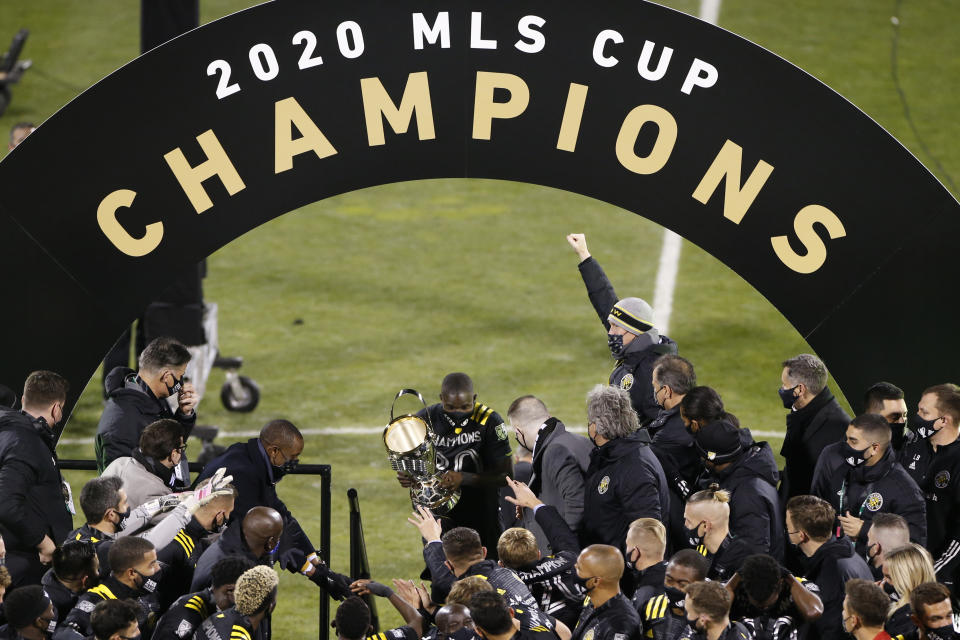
[423,403,512,476]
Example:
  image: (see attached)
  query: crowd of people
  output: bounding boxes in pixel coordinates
[0,234,958,640]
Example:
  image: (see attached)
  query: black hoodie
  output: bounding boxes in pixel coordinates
[780,387,850,499]
[583,431,670,551]
[95,367,196,473]
[707,431,784,562]
[803,537,872,640]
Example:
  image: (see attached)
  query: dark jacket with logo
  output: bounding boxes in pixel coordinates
[42,569,81,624]
[577,256,678,424]
[780,387,850,499]
[583,431,670,552]
[195,438,314,556]
[520,418,592,555]
[153,588,215,639]
[706,433,784,562]
[678,621,751,640]
[0,408,72,553]
[572,593,641,640]
[54,576,160,640]
[95,367,196,473]
[194,606,264,640]
[899,435,960,580]
[810,443,926,553]
[629,561,666,610]
[803,537,873,640]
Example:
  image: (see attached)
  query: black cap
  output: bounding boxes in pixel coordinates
[694,420,743,463]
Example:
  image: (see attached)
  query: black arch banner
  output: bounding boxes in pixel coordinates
[1,0,956,421]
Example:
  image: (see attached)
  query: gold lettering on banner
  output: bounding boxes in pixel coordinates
[97,189,163,257]
[361,71,436,146]
[472,71,530,140]
[693,140,774,224]
[275,97,338,173]
[164,130,246,214]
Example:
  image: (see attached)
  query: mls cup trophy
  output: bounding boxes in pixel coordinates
[383,388,460,515]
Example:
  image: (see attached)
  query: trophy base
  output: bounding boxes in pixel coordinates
[410,476,460,516]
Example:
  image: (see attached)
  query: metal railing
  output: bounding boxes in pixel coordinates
[59,459,333,639]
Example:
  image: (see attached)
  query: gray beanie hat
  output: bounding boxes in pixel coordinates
[608,297,656,336]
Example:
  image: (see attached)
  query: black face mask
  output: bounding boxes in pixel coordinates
[927,625,960,640]
[840,441,873,468]
[684,521,705,548]
[910,413,942,440]
[166,373,184,396]
[210,512,228,535]
[882,581,900,601]
[271,450,299,480]
[778,385,798,409]
[664,586,686,608]
[134,568,158,593]
[573,574,596,594]
[653,386,666,411]
[444,410,472,424]
[115,507,132,531]
[607,333,626,359]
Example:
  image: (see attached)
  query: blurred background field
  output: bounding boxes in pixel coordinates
[1,0,957,635]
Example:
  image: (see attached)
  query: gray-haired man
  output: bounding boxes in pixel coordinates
[581,385,669,552]
[778,353,850,499]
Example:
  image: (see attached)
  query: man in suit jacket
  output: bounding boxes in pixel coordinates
[778,353,851,500]
[507,395,592,555]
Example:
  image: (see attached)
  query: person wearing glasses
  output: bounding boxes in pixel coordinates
[102,420,190,517]
[96,336,198,475]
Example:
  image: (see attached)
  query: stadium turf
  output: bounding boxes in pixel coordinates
[1,0,957,635]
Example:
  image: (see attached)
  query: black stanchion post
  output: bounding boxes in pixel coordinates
[320,466,332,640]
[348,488,379,632]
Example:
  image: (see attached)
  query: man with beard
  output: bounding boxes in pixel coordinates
[399,373,513,558]
[810,414,926,555]
[566,234,678,425]
[898,384,960,595]
[0,371,72,588]
[905,582,958,640]
[55,537,162,640]
[637,550,709,640]
[726,554,823,640]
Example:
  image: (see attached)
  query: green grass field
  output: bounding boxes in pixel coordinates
[1,0,958,636]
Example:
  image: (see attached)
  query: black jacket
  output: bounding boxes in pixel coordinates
[95,367,196,473]
[42,569,80,624]
[629,561,666,610]
[646,407,698,552]
[191,518,274,591]
[780,387,850,499]
[731,573,821,640]
[697,535,753,581]
[423,545,554,634]
[802,537,873,640]
[582,431,670,551]
[899,435,960,579]
[708,434,784,562]
[153,588,215,639]
[811,443,926,552]
[54,576,161,640]
[196,438,314,556]
[518,504,588,628]
[639,593,689,640]
[157,517,210,609]
[194,606,264,640]
[571,593,641,640]
[577,256,678,424]
[0,408,72,553]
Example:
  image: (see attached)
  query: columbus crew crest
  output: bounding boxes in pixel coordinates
[619,374,634,391]
[598,476,610,495]
[584,629,595,640]
[865,492,884,511]
[935,470,951,489]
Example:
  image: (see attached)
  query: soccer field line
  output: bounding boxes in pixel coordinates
[651,0,719,334]
[57,425,784,446]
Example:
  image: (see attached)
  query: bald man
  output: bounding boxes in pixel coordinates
[436,604,476,639]
[191,506,283,591]
[572,545,641,640]
[197,419,318,560]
